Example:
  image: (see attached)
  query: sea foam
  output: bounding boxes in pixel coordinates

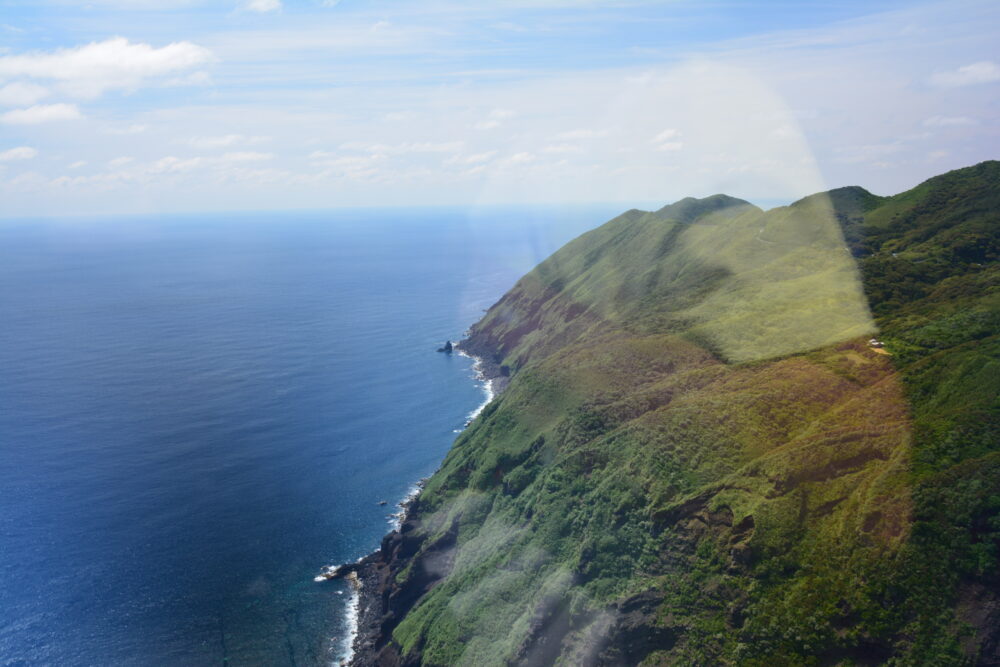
[456,349,496,426]
[333,577,361,666]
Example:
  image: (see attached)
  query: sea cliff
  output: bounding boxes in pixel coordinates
[348,161,1000,666]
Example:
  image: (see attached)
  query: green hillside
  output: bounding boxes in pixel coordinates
[356,161,1000,666]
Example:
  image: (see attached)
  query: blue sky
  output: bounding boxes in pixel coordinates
[0,0,997,216]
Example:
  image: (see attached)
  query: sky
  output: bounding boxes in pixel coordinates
[0,0,997,217]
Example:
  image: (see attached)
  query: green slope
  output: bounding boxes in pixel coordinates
[373,161,1000,666]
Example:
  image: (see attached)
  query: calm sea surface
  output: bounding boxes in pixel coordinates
[0,205,621,666]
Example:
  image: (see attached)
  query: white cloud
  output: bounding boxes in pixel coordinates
[505,152,536,165]
[0,146,37,161]
[4,0,999,215]
[923,115,977,127]
[310,152,380,166]
[0,82,49,107]
[308,151,384,180]
[929,61,1000,87]
[3,171,47,192]
[0,37,213,99]
[652,128,683,151]
[339,141,464,154]
[244,0,282,12]
[106,124,148,135]
[383,111,413,122]
[770,124,797,138]
[143,152,272,174]
[446,151,498,165]
[188,134,268,149]
[220,151,273,162]
[554,128,608,140]
[833,143,902,164]
[0,103,81,124]
[475,108,515,130]
[150,156,204,173]
[653,128,680,143]
[541,143,582,154]
[56,152,279,187]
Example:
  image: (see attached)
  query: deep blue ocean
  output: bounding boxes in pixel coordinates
[0,205,622,666]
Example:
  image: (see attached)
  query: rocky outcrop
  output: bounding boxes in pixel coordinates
[454,335,510,393]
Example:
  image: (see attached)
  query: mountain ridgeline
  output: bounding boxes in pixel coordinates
[350,161,1000,666]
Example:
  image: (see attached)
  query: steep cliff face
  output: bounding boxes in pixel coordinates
[351,161,1000,666]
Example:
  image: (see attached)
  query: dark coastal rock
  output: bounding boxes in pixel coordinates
[454,336,511,394]
[348,514,441,667]
[436,340,452,353]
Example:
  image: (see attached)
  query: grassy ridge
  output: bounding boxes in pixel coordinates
[385,162,999,665]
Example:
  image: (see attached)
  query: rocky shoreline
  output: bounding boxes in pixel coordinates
[454,335,511,395]
[343,337,507,666]
[341,510,422,666]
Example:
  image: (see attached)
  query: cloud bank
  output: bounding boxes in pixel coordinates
[0,37,213,99]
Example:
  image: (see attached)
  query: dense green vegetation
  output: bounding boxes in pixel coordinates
[383,162,999,665]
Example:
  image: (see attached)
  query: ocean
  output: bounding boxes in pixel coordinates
[0,205,622,666]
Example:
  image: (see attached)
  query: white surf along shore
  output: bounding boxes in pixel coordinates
[320,342,496,666]
[456,346,496,426]
[334,576,360,667]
